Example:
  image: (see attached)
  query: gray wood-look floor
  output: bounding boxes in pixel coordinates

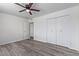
[0,39,79,56]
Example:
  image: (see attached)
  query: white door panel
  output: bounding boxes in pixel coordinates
[34,20,47,42]
[56,18,63,46]
[56,16,72,48]
[47,15,72,48]
[62,16,72,48]
[47,19,57,44]
[24,22,29,39]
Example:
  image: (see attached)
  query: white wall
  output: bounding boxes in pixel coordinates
[0,13,29,45]
[33,5,79,51]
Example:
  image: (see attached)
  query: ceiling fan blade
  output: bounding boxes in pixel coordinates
[15,3,25,8]
[19,9,26,12]
[29,11,32,15]
[29,3,33,8]
[30,9,40,12]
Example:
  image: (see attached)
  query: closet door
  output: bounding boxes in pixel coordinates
[62,16,72,48]
[34,20,47,42]
[24,21,29,39]
[56,17,64,46]
[47,19,57,44]
[56,16,72,48]
[30,23,34,37]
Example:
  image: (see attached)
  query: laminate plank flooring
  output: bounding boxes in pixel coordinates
[0,39,79,56]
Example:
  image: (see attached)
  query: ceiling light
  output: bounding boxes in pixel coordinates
[26,9,30,12]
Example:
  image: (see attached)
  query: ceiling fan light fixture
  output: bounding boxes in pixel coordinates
[15,3,40,15]
[26,9,30,12]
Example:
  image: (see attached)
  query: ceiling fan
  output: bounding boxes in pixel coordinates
[15,3,40,15]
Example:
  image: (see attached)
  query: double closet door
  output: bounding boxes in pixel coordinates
[47,15,72,48]
[34,20,47,42]
[47,19,57,44]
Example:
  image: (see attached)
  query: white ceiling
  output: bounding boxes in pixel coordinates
[0,3,79,19]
